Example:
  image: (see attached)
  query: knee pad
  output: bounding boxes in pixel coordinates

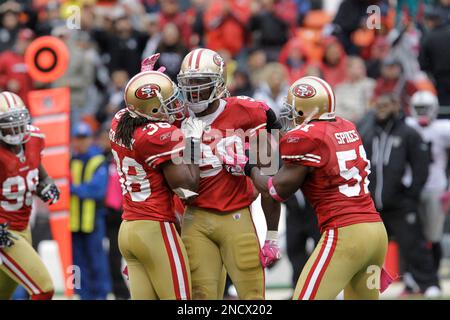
[181,236,199,271]
[192,283,215,300]
[31,290,54,300]
[232,234,260,271]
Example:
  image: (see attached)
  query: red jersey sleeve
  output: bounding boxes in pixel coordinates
[135,123,185,168]
[280,130,327,168]
[225,96,270,133]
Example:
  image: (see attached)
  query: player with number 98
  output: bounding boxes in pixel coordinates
[110,70,205,300]
[0,91,59,300]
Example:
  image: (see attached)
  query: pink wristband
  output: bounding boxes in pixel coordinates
[267,177,285,202]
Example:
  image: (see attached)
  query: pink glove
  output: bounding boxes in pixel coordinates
[260,240,281,268]
[220,144,250,176]
[141,53,166,73]
[440,191,450,214]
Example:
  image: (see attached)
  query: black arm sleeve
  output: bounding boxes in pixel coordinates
[266,108,282,132]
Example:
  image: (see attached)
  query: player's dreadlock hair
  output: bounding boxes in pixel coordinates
[115,111,150,149]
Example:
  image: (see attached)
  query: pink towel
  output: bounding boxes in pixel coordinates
[380,267,395,293]
[105,163,123,211]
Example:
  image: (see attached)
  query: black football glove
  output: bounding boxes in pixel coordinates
[0,223,18,248]
[37,178,60,205]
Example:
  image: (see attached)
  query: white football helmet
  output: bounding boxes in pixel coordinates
[177,48,228,114]
[410,91,439,126]
[0,92,31,145]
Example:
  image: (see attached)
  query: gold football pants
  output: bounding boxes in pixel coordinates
[0,228,54,300]
[118,219,191,300]
[293,222,388,300]
[182,206,264,300]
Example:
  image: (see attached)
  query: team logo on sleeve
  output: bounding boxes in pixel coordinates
[293,84,316,98]
[135,84,161,100]
[286,136,300,143]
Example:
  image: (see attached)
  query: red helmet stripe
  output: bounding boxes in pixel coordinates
[188,51,194,69]
[309,77,333,113]
[0,93,11,109]
[4,92,16,108]
[10,92,17,104]
[195,49,205,69]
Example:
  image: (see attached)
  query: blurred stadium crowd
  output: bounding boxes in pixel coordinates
[2,0,450,299]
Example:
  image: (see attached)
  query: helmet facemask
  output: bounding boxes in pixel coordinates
[411,103,438,127]
[279,97,323,132]
[177,73,228,114]
[158,85,186,123]
[0,108,31,145]
[280,98,301,132]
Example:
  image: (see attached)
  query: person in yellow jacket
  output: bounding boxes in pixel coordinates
[70,122,111,299]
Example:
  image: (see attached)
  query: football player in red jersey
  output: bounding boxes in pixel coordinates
[176,48,282,299]
[0,91,60,300]
[110,70,205,300]
[228,76,389,299]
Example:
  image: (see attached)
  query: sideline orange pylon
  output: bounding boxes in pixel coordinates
[28,88,73,297]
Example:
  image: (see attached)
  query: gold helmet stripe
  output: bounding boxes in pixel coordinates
[305,76,335,113]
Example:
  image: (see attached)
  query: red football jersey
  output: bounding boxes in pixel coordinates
[280,117,381,232]
[190,96,269,212]
[110,110,184,222]
[0,126,44,231]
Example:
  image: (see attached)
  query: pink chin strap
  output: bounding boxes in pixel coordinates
[267,177,285,202]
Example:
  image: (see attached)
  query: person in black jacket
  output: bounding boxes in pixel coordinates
[419,6,450,111]
[358,93,440,297]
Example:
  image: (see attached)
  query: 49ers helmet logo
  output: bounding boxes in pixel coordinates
[135,84,161,99]
[293,84,316,98]
[213,54,224,67]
